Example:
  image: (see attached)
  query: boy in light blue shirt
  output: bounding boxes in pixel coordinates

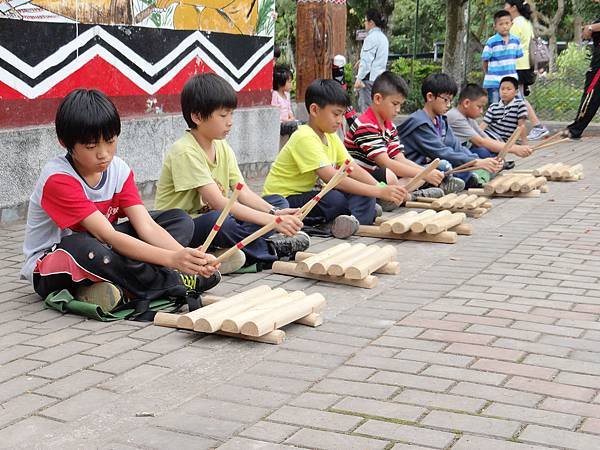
[482,10,523,105]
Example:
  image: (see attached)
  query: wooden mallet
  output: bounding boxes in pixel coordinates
[404,158,440,192]
[497,125,523,161]
[199,182,244,253]
[214,217,283,263]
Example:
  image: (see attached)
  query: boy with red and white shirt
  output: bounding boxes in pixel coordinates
[21,89,219,318]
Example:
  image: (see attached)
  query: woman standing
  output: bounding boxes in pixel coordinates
[504,0,550,140]
[564,3,600,139]
[354,8,389,113]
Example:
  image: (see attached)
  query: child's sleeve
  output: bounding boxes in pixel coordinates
[406,124,476,167]
[517,102,528,120]
[290,135,337,173]
[481,41,492,61]
[40,175,98,229]
[118,170,143,210]
[352,123,389,161]
[483,107,494,124]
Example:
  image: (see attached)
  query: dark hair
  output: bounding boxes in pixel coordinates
[181,73,238,128]
[458,83,488,102]
[372,71,409,99]
[304,79,350,111]
[494,10,512,23]
[505,0,532,21]
[273,64,293,91]
[500,76,519,90]
[55,89,121,152]
[273,44,281,59]
[421,73,458,100]
[365,8,386,28]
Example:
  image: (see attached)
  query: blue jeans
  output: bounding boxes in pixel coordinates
[469,146,496,158]
[286,189,376,226]
[487,88,499,105]
[190,195,288,264]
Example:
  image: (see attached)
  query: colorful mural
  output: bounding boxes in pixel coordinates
[0,0,275,128]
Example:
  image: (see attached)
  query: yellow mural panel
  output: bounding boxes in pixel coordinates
[31,0,132,24]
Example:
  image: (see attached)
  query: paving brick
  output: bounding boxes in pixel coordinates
[0,416,67,448]
[574,304,600,314]
[452,435,552,450]
[290,392,341,409]
[383,326,425,338]
[524,354,600,375]
[418,329,494,345]
[484,402,580,429]
[505,376,596,402]
[451,382,543,407]
[395,349,474,367]
[40,388,118,422]
[421,410,519,438]
[369,371,455,392]
[0,393,55,427]
[266,349,347,369]
[539,334,600,352]
[330,314,396,329]
[239,421,299,443]
[267,405,362,431]
[486,309,556,324]
[282,338,357,357]
[156,413,243,439]
[179,398,269,423]
[231,373,312,394]
[82,337,144,358]
[115,426,216,449]
[346,355,426,374]
[290,329,371,348]
[444,342,525,362]
[0,374,47,403]
[580,417,600,435]
[372,336,447,351]
[443,313,512,327]
[540,397,600,419]
[285,428,388,450]
[328,365,376,381]
[0,358,44,383]
[467,300,532,313]
[315,322,385,339]
[0,344,43,365]
[532,307,597,321]
[91,349,159,374]
[422,365,507,385]
[397,317,467,331]
[219,437,298,449]
[471,359,558,380]
[555,372,600,389]
[248,360,330,382]
[99,364,171,393]
[27,341,96,363]
[332,396,425,422]
[465,324,540,341]
[355,419,455,448]
[519,424,600,450]
[312,378,398,400]
[30,354,103,379]
[510,320,583,338]
[34,369,111,399]
[394,389,486,413]
[137,331,196,354]
[207,384,292,408]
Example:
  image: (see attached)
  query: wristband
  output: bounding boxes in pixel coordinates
[268,207,280,215]
[377,181,387,187]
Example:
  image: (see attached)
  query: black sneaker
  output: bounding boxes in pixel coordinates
[180,272,221,296]
[502,160,516,171]
[266,231,311,259]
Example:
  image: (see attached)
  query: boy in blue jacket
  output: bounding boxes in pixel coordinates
[397,73,502,187]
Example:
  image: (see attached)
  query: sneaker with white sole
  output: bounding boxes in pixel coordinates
[76,282,124,313]
[439,176,465,194]
[330,215,360,239]
[527,124,550,140]
[212,248,246,275]
[410,187,444,202]
[377,199,397,212]
[374,203,384,217]
[266,231,311,259]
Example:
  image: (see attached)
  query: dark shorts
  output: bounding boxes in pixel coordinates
[371,167,387,183]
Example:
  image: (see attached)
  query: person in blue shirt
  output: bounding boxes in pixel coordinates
[354,8,389,113]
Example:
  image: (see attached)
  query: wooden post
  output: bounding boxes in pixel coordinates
[454,194,474,208]
[551,164,568,179]
[296,243,351,273]
[520,176,546,193]
[510,175,536,192]
[325,243,370,276]
[533,163,554,177]
[483,175,509,195]
[310,243,366,275]
[386,210,436,234]
[272,261,379,288]
[431,194,457,209]
[495,175,520,194]
[295,0,346,103]
[357,225,458,244]
[425,212,466,235]
[345,245,397,279]
[410,210,452,233]
[562,164,583,178]
[380,211,418,233]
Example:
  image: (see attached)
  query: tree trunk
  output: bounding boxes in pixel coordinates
[574,16,583,44]
[442,0,469,87]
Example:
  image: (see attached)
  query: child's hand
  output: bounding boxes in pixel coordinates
[354,79,365,90]
[274,215,303,236]
[275,207,301,216]
[474,158,503,173]
[510,145,533,158]
[425,169,445,186]
[172,248,219,276]
[378,185,407,204]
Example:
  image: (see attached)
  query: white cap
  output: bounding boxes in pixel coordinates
[333,54,346,67]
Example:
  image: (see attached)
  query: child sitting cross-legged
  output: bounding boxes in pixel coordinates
[21,89,220,318]
[155,73,309,273]
[344,71,465,210]
[397,73,503,188]
[447,83,532,161]
[262,79,408,238]
[480,76,529,147]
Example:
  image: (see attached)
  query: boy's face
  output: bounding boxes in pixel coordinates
[494,15,512,36]
[426,92,453,116]
[462,95,487,119]
[500,81,517,103]
[194,108,234,140]
[373,93,405,121]
[310,103,345,134]
[70,136,117,174]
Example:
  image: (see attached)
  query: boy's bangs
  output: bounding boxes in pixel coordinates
[77,101,121,144]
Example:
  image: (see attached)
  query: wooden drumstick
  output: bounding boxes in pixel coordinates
[497,126,522,161]
[199,182,244,252]
[405,159,440,192]
[215,217,283,263]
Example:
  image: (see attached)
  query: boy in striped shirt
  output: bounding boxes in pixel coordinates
[482,10,523,105]
[481,76,529,145]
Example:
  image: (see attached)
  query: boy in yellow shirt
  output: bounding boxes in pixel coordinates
[263,79,407,238]
[155,74,309,271]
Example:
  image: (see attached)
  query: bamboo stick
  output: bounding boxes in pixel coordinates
[357,225,458,244]
[445,159,477,175]
[345,245,397,280]
[199,182,244,252]
[215,218,282,263]
[497,126,522,160]
[431,193,457,209]
[220,291,306,333]
[410,210,452,233]
[404,158,441,192]
[176,285,272,329]
[193,288,289,333]
[425,213,466,235]
[296,243,351,273]
[271,261,379,288]
[404,201,439,210]
[532,137,570,152]
[240,293,326,337]
[310,244,366,275]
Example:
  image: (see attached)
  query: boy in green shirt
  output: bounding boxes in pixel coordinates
[155,74,309,271]
[263,79,407,238]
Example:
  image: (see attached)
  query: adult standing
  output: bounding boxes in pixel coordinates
[504,0,550,140]
[564,2,600,139]
[354,8,389,113]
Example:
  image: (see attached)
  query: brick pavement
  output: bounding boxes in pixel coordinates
[0,139,599,449]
